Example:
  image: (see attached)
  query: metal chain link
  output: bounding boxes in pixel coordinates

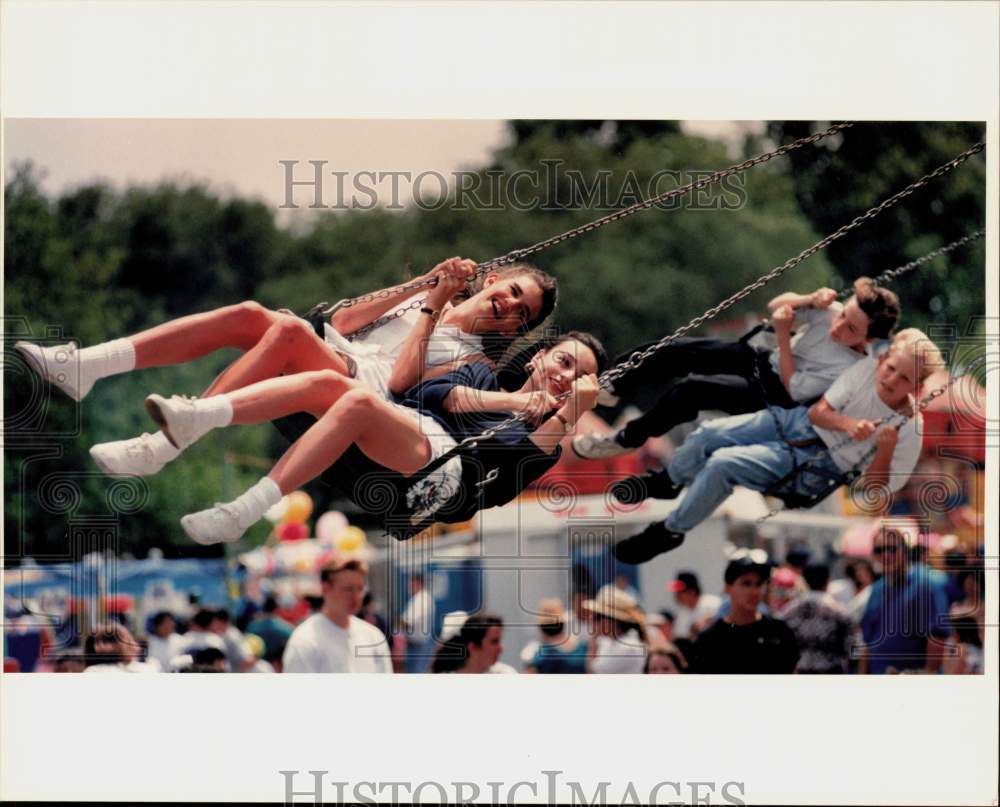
[316,123,855,337]
[748,228,987,337]
[840,229,985,297]
[476,122,855,272]
[602,141,985,390]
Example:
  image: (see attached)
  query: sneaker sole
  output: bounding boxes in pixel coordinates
[180,515,225,546]
[89,445,162,477]
[144,396,182,449]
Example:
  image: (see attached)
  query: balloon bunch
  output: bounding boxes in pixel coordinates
[264,490,368,555]
[265,490,313,542]
[316,509,367,554]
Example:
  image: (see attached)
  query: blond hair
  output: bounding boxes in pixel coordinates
[889,328,945,381]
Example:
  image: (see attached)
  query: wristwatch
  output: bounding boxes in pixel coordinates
[554,412,572,433]
[420,306,440,323]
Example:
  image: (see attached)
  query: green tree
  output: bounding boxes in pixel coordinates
[765,122,986,334]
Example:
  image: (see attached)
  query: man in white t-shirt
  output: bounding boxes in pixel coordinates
[282,557,392,674]
[574,279,901,466]
[145,611,187,670]
[179,608,228,663]
[615,329,944,564]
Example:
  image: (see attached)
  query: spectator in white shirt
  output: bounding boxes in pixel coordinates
[282,557,392,674]
[180,608,228,663]
[83,622,160,673]
[145,611,186,670]
[211,609,255,672]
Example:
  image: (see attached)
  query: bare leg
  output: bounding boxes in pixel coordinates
[90,321,353,477]
[268,388,433,493]
[19,300,305,404]
[226,370,357,423]
[179,375,437,546]
[130,301,282,369]
[203,316,350,396]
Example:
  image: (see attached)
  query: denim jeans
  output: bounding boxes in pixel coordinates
[665,407,843,533]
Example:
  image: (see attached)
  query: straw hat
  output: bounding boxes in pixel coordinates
[581,584,642,623]
[537,598,568,625]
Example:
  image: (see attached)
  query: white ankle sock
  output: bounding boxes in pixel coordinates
[228,477,282,528]
[79,338,136,379]
[197,396,234,428]
[149,431,182,461]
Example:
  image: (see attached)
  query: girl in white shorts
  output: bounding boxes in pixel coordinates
[18,257,558,477]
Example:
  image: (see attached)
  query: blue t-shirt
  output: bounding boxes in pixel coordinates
[394,361,529,441]
[528,639,588,674]
[274,362,559,530]
[860,568,950,674]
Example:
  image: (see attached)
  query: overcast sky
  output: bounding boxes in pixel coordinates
[4,119,760,217]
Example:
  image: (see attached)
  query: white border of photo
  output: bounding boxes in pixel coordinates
[2,2,997,804]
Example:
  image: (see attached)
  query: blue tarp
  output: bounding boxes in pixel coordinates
[4,557,234,610]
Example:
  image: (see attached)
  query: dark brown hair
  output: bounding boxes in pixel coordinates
[536,330,608,375]
[852,277,901,340]
[431,612,504,673]
[320,557,369,584]
[469,263,559,332]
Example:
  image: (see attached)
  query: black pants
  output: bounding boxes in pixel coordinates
[613,337,797,448]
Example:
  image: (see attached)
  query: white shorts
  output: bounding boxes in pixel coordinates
[322,324,395,397]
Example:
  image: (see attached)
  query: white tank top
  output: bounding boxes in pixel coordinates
[322,294,484,397]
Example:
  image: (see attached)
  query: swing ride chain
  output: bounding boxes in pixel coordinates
[476,122,855,272]
[602,141,986,391]
[841,228,986,297]
[848,374,959,468]
[411,139,985,496]
[418,141,986,491]
[744,228,986,337]
[316,123,855,334]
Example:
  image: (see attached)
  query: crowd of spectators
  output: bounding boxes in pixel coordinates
[5,519,985,676]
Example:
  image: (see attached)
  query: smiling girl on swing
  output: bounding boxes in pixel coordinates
[17,256,557,474]
[140,270,604,544]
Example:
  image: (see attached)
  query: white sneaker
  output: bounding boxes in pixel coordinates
[145,394,215,449]
[90,433,173,476]
[181,504,246,546]
[15,341,95,401]
[572,431,632,460]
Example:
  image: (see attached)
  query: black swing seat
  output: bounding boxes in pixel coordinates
[271,413,515,541]
[763,462,859,511]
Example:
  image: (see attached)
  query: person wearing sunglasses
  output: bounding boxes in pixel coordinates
[858,525,950,674]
